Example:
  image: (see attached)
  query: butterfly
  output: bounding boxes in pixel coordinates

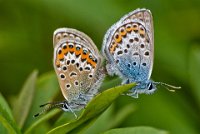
[34,28,105,117]
[102,8,180,98]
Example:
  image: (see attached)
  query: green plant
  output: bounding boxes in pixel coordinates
[0,70,169,134]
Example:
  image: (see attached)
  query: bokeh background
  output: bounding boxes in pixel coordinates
[0,0,200,134]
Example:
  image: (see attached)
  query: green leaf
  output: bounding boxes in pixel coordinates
[102,126,168,134]
[84,103,136,134]
[13,70,38,129]
[23,72,60,132]
[47,83,136,134]
[0,93,21,134]
[24,109,60,134]
[107,103,136,128]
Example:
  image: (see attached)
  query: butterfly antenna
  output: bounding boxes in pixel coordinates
[155,82,181,92]
[39,102,54,107]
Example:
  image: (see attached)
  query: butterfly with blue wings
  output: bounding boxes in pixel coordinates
[102,8,180,98]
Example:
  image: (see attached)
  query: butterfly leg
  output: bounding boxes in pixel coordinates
[62,101,78,118]
[126,92,139,98]
[123,81,139,98]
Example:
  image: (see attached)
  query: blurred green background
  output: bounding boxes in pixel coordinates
[0,0,200,134]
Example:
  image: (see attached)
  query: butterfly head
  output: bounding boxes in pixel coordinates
[133,80,157,94]
[133,80,181,95]
[34,101,84,118]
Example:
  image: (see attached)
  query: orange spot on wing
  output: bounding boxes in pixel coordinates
[132,23,139,31]
[56,60,60,67]
[75,48,82,56]
[69,46,75,53]
[126,26,132,32]
[62,45,69,54]
[86,55,97,68]
[81,51,89,60]
[115,34,122,43]
[109,43,117,54]
[139,29,145,35]
[119,28,127,36]
[58,52,64,60]
[90,60,97,68]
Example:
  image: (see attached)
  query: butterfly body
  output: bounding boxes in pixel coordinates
[34,28,105,117]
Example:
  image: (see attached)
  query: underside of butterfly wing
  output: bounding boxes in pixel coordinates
[103,9,154,82]
[53,28,105,103]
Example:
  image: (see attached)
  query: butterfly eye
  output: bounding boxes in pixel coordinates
[148,83,153,90]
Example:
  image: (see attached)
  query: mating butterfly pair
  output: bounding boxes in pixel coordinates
[34,8,180,117]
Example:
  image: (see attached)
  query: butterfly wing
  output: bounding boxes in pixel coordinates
[53,28,104,103]
[102,8,154,82]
